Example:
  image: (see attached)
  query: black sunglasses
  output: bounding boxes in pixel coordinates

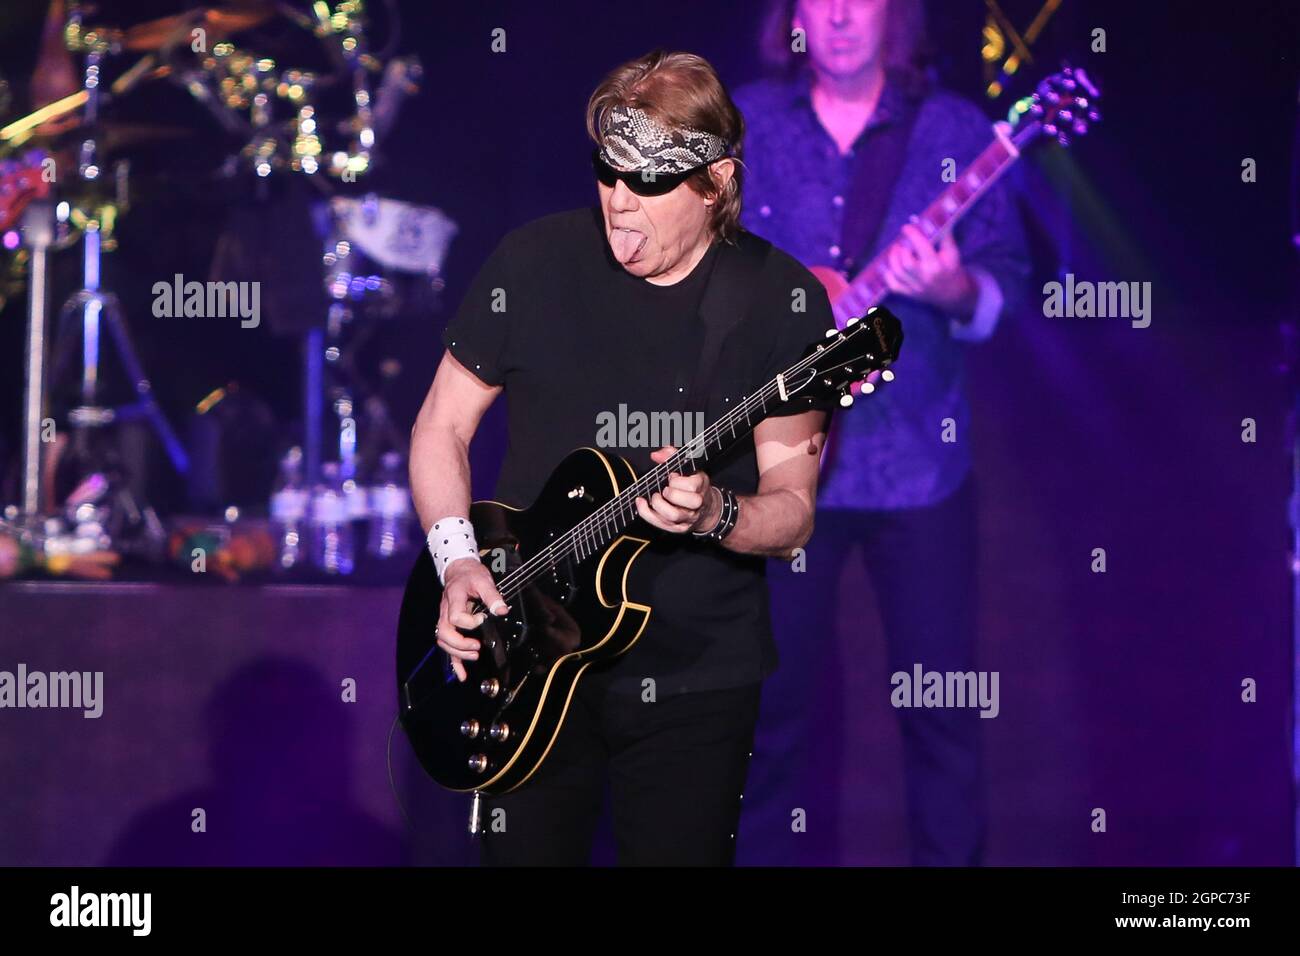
[592,150,717,197]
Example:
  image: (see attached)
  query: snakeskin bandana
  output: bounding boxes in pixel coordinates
[597,104,728,174]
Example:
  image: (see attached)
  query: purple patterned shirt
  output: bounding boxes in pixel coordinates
[734,70,1030,509]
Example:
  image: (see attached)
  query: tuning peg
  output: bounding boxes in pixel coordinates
[846,316,860,325]
[839,392,853,408]
[881,369,895,383]
[861,381,875,395]
[825,328,838,338]
[1058,109,1073,123]
[1043,123,1058,138]
[1073,119,1089,136]
[866,306,878,314]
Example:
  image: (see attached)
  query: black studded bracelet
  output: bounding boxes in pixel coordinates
[692,486,739,543]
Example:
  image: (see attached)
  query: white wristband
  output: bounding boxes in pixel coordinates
[427,516,480,585]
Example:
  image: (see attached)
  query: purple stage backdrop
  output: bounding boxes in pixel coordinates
[0,0,1296,867]
[1,296,1291,866]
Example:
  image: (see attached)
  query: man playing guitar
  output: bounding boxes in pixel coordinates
[735,0,1030,865]
[409,50,843,866]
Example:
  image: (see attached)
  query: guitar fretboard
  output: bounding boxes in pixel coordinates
[831,124,1025,326]
[494,344,836,601]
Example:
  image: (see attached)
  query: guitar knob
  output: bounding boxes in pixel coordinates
[489,722,511,742]
[881,369,895,383]
[460,719,481,738]
[839,393,854,408]
[479,678,501,698]
[468,754,489,774]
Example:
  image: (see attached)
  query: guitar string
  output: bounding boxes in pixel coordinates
[492,327,883,599]
[494,324,889,598]
[495,375,782,596]
[490,342,835,598]
[490,328,863,595]
[491,376,783,600]
[838,140,1017,320]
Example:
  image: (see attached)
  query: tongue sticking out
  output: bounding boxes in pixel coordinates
[610,228,647,265]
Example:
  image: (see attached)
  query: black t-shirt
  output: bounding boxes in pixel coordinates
[442,207,837,696]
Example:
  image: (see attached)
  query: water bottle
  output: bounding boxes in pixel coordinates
[311,461,355,575]
[269,448,309,572]
[367,451,413,559]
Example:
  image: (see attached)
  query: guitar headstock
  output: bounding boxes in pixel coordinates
[787,305,904,408]
[1010,64,1101,148]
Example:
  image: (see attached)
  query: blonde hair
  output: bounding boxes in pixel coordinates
[587,50,745,243]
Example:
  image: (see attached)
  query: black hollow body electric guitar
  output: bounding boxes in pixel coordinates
[396,307,904,794]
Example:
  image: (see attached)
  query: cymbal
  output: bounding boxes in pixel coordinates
[124,5,275,53]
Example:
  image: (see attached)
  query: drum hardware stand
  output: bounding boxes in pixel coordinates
[16,199,55,524]
[313,212,411,488]
[321,291,411,484]
[40,46,188,551]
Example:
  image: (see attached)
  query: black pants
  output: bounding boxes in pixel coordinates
[478,674,761,866]
[758,476,983,865]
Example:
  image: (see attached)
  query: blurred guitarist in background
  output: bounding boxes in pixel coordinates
[735,0,1029,865]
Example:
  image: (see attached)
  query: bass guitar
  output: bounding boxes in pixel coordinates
[396,306,904,794]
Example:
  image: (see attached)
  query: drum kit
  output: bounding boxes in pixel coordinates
[0,1,456,573]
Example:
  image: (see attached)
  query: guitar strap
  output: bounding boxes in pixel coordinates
[838,77,922,271]
[677,230,771,419]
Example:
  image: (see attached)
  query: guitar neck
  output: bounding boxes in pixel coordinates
[485,298,902,602]
[496,365,811,600]
[832,122,1026,325]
